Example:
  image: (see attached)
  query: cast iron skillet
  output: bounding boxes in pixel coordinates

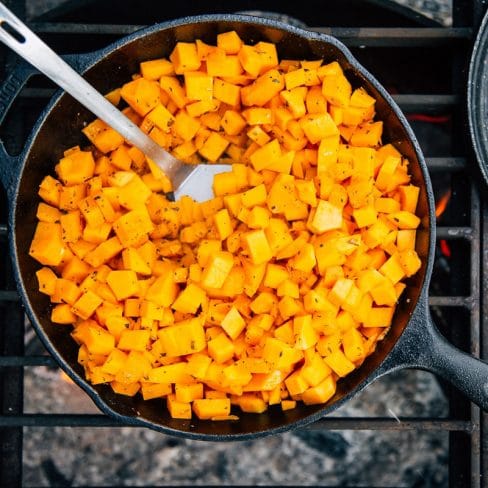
[1,15,487,440]
[469,7,488,185]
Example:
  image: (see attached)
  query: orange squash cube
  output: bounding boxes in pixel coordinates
[172,283,206,314]
[120,77,160,116]
[118,329,150,352]
[221,306,246,340]
[198,131,229,162]
[213,78,241,106]
[243,229,273,265]
[322,73,351,107]
[56,150,95,186]
[213,208,234,240]
[167,395,192,419]
[193,398,231,419]
[176,383,204,403]
[158,318,206,357]
[293,315,318,350]
[324,349,355,377]
[184,354,211,382]
[140,57,174,79]
[398,249,422,277]
[301,353,332,387]
[249,138,281,172]
[208,333,235,363]
[342,328,366,362]
[370,279,397,307]
[284,370,309,396]
[71,290,103,320]
[217,31,243,54]
[184,72,213,101]
[145,270,179,307]
[170,42,201,74]
[105,316,130,342]
[238,394,267,413]
[36,267,58,296]
[106,270,138,301]
[159,75,187,108]
[241,184,267,208]
[387,211,421,230]
[302,375,336,405]
[111,381,140,397]
[353,206,378,228]
[239,44,272,77]
[145,103,175,132]
[141,382,172,400]
[36,202,61,223]
[201,251,234,289]
[206,51,242,78]
[363,307,394,328]
[308,200,342,234]
[29,222,67,266]
[241,69,284,107]
[100,349,128,375]
[38,175,62,207]
[51,303,77,324]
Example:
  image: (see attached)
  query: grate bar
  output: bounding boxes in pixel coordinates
[469,178,482,488]
[392,94,458,111]
[436,227,473,239]
[429,296,474,307]
[30,22,144,35]
[426,157,466,171]
[18,88,56,99]
[0,225,7,237]
[0,291,20,302]
[28,23,472,46]
[309,418,473,431]
[481,197,488,488]
[0,356,55,367]
[312,27,472,46]
[0,414,473,431]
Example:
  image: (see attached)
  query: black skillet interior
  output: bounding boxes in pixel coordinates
[10,15,432,439]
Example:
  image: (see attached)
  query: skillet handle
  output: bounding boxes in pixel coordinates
[396,303,488,411]
[0,60,35,197]
[423,314,488,410]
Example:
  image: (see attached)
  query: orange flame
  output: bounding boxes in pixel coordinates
[60,371,75,384]
[435,189,451,218]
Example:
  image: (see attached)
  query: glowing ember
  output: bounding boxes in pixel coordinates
[435,189,452,218]
[407,113,450,124]
[59,371,74,384]
[440,239,452,258]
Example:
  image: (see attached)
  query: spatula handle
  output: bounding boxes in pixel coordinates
[0,2,174,171]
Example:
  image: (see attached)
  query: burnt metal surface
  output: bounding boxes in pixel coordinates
[0,0,486,486]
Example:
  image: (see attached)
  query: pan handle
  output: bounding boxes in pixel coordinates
[421,312,488,411]
[385,296,488,411]
[0,60,35,197]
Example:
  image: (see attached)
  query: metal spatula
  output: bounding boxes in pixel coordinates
[0,2,230,201]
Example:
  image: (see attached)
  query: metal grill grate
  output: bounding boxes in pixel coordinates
[0,1,486,486]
